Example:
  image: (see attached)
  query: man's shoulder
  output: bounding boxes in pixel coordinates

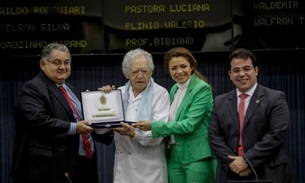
[257,84,285,97]
[211,92,233,109]
[214,90,235,100]
[153,82,168,92]
[153,83,170,100]
[117,85,124,91]
[259,84,280,92]
[21,72,43,88]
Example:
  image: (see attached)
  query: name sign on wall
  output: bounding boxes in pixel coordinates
[103,0,233,53]
[0,0,104,56]
[236,0,305,49]
[0,0,304,56]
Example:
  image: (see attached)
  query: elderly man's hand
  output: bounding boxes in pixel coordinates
[98,85,115,93]
[111,122,135,137]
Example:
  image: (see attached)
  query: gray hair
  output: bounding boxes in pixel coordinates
[41,43,71,61]
[122,48,154,75]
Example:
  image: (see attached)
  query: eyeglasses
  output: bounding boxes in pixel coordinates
[47,59,72,66]
[231,66,254,74]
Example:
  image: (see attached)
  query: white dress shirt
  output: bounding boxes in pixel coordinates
[113,82,170,183]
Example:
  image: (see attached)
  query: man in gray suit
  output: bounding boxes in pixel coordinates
[208,48,295,183]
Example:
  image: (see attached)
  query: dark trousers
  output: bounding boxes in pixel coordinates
[72,154,99,183]
[12,153,99,183]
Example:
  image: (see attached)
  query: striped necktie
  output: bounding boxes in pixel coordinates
[59,86,92,159]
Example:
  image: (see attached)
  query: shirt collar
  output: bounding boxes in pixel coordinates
[236,82,257,97]
[177,77,191,90]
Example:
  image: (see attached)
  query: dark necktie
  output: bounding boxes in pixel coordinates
[238,93,248,156]
[59,86,92,159]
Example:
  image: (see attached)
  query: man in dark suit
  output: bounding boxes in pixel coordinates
[11,43,112,183]
[208,48,295,183]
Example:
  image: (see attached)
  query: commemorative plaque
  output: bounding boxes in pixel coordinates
[81,89,125,128]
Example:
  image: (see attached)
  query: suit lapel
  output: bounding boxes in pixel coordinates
[50,85,71,112]
[175,75,196,120]
[227,91,239,130]
[169,85,178,104]
[39,72,75,119]
[244,85,263,127]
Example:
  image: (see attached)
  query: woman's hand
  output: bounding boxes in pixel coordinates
[132,121,152,131]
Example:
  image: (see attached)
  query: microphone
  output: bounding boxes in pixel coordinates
[64,172,73,183]
[242,148,258,181]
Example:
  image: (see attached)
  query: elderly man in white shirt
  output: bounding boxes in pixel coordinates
[98,48,170,183]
